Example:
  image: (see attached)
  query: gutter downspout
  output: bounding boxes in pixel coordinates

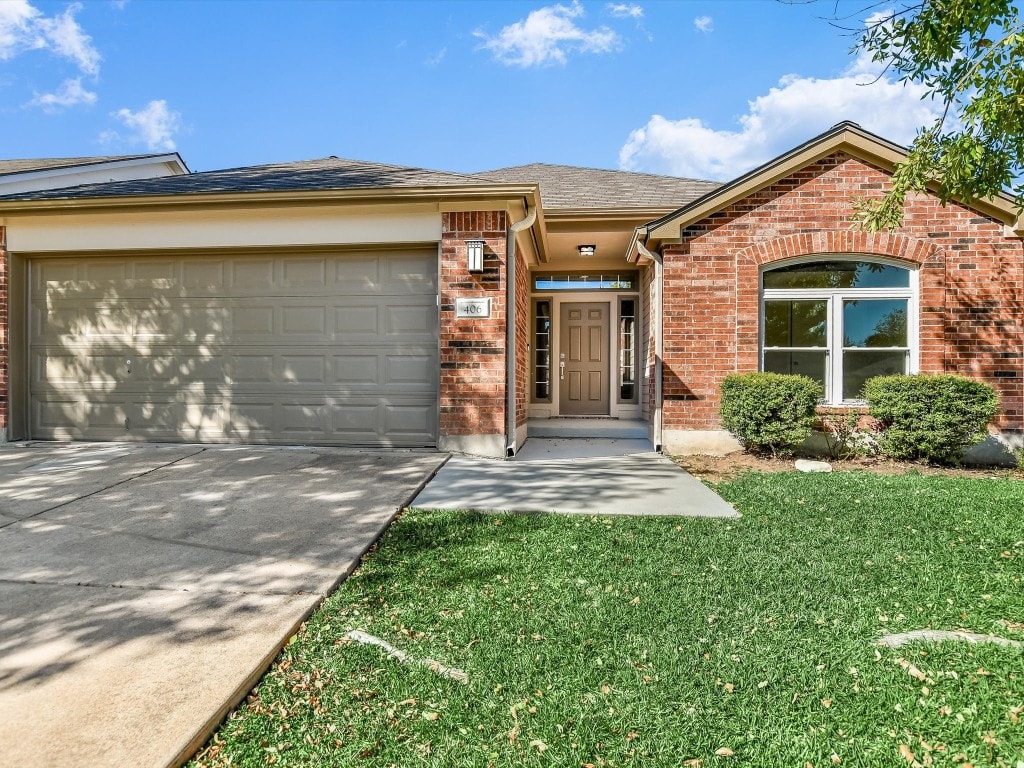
[636,238,663,453]
[506,202,538,457]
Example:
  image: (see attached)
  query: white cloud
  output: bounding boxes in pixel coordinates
[476,1,619,67]
[619,21,944,180]
[0,1,99,74]
[0,0,43,60]
[110,100,181,150]
[29,77,96,110]
[694,15,713,33]
[426,46,447,66]
[607,3,643,18]
[36,3,99,74]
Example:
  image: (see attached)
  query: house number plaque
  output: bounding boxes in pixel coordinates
[455,298,492,318]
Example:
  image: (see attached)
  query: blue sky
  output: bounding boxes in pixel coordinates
[0,1,943,180]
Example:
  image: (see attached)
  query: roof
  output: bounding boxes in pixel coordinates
[476,163,720,210]
[0,154,182,178]
[0,157,506,202]
[640,121,1022,244]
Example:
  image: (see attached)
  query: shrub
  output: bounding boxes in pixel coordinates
[863,374,999,464]
[720,372,823,456]
[820,411,879,460]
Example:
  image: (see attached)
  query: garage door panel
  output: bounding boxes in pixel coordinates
[33,351,127,388]
[33,344,437,392]
[228,258,275,292]
[30,249,439,446]
[386,303,438,336]
[33,305,133,344]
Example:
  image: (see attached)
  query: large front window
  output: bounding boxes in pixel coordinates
[761,259,915,403]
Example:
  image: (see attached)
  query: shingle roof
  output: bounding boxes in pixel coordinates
[0,157,503,201]
[0,155,172,177]
[476,163,721,210]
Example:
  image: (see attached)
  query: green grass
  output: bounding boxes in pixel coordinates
[192,472,1024,767]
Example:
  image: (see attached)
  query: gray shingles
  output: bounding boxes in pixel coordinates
[0,156,721,210]
[476,163,720,210]
[0,157,502,201]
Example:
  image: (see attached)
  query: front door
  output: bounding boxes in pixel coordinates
[559,302,610,415]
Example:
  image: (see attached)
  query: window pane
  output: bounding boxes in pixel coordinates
[764,350,827,389]
[843,299,908,347]
[842,350,907,399]
[764,260,910,289]
[764,300,827,347]
[534,274,636,290]
[619,303,636,402]
[534,300,551,401]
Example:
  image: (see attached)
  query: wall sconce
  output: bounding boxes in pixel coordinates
[466,239,485,273]
[577,244,596,257]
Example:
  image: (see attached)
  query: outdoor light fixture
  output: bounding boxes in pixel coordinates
[577,244,597,257]
[466,239,485,273]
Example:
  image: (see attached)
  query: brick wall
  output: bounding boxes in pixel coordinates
[515,249,529,428]
[439,212,508,439]
[662,152,1024,433]
[0,226,6,439]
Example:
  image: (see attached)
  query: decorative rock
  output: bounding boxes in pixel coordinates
[795,459,833,473]
[876,629,1023,649]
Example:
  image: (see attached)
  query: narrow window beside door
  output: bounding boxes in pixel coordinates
[619,298,637,402]
[534,300,552,401]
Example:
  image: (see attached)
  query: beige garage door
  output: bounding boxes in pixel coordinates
[28,248,439,446]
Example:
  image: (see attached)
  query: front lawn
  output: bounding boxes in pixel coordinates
[192,472,1024,767]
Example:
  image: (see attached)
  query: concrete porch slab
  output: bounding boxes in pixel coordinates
[411,438,738,518]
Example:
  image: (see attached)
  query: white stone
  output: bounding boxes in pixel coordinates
[795,459,833,473]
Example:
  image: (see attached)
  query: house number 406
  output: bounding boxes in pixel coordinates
[456,298,491,318]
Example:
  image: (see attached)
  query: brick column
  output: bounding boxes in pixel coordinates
[438,212,508,456]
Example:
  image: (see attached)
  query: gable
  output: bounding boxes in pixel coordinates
[642,122,1022,245]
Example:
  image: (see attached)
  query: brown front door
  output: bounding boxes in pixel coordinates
[559,302,610,415]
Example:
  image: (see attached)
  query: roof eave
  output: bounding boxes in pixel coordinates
[543,206,682,222]
[0,183,542,215]
[0,153,189,183]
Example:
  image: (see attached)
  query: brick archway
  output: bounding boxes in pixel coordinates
[733,230,947,384]
[737,230,941,268]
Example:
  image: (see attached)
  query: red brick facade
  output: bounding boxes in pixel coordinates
[514,250,529,429]
[662,152,1024,434]
[439,211,508,439]
[0,226,6,439]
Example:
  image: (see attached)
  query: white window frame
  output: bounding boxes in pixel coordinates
[759,256,919,405]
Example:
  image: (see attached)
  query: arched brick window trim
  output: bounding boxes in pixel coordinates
[736,231,941,268]
[733,230,946,382]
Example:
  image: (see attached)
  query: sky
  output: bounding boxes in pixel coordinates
[0,0,945,181]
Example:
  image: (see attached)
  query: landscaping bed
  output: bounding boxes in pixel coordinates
[191,471,1024,767]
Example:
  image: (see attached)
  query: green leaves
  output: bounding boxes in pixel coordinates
[850,0,1024,230]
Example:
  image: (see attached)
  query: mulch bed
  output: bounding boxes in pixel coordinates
[673,451,1023,484]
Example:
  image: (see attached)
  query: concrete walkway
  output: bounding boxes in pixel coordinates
[412,438,738,517]
[0,442,445,768]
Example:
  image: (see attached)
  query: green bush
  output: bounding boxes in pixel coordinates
[863,374,999,464]
[720,372,823,456]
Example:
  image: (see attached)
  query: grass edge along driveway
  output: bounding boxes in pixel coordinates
[191,471,1024,768]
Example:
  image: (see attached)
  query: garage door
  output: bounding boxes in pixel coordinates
[28,248,439,446]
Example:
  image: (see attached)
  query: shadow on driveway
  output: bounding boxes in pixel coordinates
[0,442,445,768]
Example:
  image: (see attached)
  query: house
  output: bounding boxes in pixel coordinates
[0,153,189,195]
[0,122,1020,459]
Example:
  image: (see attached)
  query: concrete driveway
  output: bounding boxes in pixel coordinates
[0,442,445,768]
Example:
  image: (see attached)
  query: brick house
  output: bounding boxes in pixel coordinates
[0,122,1021,459]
